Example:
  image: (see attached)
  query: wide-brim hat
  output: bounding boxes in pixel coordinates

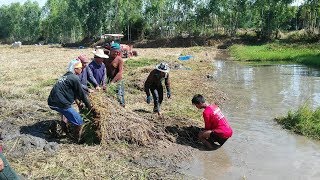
[155,62,170,73]
[92,49,109,58]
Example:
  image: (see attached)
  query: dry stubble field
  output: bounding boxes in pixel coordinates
[0,44,226,179]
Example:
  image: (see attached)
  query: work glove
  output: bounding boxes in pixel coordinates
[146,96,151,104]
[167,90,171,98]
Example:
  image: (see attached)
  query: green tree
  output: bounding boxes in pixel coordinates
[252,0,294,40]
[20,1,41,42]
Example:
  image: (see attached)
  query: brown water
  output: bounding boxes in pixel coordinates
[181,57,320,179]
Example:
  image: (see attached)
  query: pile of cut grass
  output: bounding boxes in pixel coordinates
[275,104,320,140]
[81,92,159,146]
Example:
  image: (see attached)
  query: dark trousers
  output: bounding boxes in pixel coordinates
[150,86,163,112]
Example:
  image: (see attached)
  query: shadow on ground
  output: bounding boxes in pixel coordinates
[20,120,59,142]
[0,119,63,157]
[165,125,221,151]
[133,109,152,113]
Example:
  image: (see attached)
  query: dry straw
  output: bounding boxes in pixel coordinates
[83,92,156,146]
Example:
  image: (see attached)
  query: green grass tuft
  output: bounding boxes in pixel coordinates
[275,104,320,140]
[125,58,159,68]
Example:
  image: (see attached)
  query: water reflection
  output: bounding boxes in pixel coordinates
[280,65,320,77]
[180,148,232,179]
[216,60,320,110]
[182,58,320,179]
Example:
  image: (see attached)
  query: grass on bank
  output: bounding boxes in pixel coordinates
[275,104,320,140]
[229,43,320,66]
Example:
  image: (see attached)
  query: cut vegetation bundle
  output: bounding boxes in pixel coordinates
[81,92,159,146]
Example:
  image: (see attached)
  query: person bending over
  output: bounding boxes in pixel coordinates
[144,62,171,115]
[48,60,93,142]
[192,94,232,149]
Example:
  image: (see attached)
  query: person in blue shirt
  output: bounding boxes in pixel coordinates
[88,49,109,90]
[76,54,100,93]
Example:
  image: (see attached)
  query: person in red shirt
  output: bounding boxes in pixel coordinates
[192,94,233,149]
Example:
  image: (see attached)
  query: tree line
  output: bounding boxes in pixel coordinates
[0,0,319,44]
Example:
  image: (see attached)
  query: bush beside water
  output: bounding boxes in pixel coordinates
[275,105,320,140]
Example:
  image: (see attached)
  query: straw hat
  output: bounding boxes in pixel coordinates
[92,49,109,58]
[155,62,170,73]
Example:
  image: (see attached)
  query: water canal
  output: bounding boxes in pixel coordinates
[181,51,320,180]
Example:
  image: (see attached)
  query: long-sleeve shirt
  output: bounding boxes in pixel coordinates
[48,71,91,109]
[78,65,98,91]
[88,60,106,87]
[144,69,170,97]
[203,105,233,139]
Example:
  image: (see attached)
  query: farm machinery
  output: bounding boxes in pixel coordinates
[99,34,137,58]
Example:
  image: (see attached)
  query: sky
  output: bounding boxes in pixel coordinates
[0,0,306,8]
[291,0,305,6]
[0,0,47,7]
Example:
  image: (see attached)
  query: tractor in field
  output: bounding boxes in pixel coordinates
[99,34,137,58]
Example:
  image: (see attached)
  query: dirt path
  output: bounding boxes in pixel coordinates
[0,45,226,179]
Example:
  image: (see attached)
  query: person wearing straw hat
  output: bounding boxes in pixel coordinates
[48,60,93,142]
[88,49,109,90]
[77,54,100,93]
[144,62,171,114]
[103,43,125,107]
